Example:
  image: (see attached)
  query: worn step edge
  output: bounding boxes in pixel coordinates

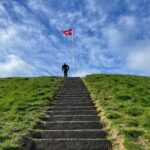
[59,92,89,94]
[52,106,95,108]
[38,121,101,123]
[41,115,98,117]
[44,110,98,114]
[58,94,89,96]
[55,97,91,99]
[56,96,91,98]
[44,110,98,115]
[51,106,95,110]
[53,104,93,106]
[33,138,109,141]
[53,100,92,103]
[44,106,95,112]
[40,115,99,121]
[53,102,93,104]
[43,109,96,113]
[32,129,106,139]
[34,121,103,130]
[21,138,112,150]
[33,129,105,132]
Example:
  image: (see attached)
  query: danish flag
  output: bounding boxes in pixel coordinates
[62,29,73,36]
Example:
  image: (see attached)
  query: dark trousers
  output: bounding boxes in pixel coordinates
[64,70,68,77]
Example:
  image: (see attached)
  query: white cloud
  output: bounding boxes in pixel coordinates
[73,69,101,77]
[49,35,59,44]
[85,0,97,13]
[0,3,7,14]
[102,25,124,50]
[27,0,45,11]
[125,0,137,11]
[0,26,17,42]
[127,42,150,73]
[0,55,36,77]
[118,15,136,29]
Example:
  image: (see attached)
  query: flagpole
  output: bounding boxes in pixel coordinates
[62,28,75,76]
[72,29,75,76]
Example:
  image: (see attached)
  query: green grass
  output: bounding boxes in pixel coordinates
[0,76,63,150]
[83,74,150,150]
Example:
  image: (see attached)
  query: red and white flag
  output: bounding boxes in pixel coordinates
[62,29,73,36]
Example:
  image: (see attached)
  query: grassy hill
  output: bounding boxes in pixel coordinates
[0,75,149,150]
[0,77,62,150]
[83,74,150,150]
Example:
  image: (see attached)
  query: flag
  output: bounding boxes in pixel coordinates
[62,29,73,36]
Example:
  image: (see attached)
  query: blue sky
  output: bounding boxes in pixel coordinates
[0,0,150,77]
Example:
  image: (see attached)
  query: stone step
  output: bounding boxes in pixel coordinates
[32,129,106,139]
[55,97,91,100]
[62,84,86,85]
[53,100,92,104]
[51,106,95,111]
[53,102,93,106]
[62,85,85,87]
[61,89,86,92]
[58,94,89,96]
[35,121,102,130]
[24,139,112,150]
[57,95,90,98]
[46,110,98,115]
[59,89,88,91]
[40,115,99,121]
[53,104,93,107]
[57,94,90,96]
[59,91,89,94]
[63,82,84,83]
[54,99,92,103]
[61,85,85,86]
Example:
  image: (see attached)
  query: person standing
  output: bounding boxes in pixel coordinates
[62,63,69,77]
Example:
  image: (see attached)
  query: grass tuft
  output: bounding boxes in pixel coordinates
[126,119,139,127]
[121,128,144,138]
[107,111,121,119]
[126,106,143,116]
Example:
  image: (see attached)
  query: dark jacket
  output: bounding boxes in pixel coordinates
[62,64,69,72]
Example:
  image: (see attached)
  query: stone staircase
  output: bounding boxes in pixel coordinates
[22,77,112,150]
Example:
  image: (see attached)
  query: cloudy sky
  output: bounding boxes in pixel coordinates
[0,0,150,77]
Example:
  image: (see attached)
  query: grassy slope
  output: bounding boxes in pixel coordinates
[83,74,150,150]
[0,77,63,150]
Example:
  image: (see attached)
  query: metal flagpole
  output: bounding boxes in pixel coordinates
[72,29,75,75]
[63,28,75,76]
